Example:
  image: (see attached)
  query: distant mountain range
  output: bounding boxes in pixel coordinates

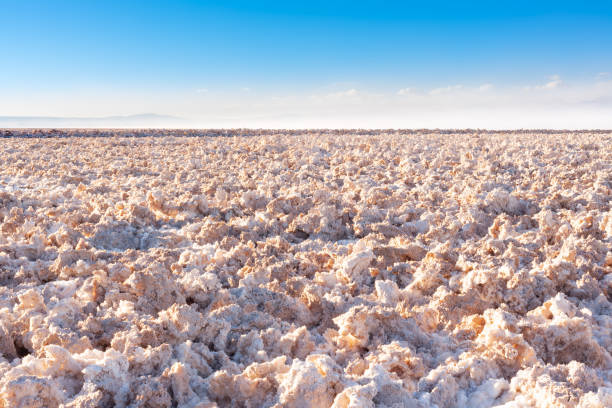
[0,114,191,128]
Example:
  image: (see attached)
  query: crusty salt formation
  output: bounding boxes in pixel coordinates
[0,130,611,408]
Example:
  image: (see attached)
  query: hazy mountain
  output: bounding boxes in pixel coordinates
[0,114,191,128]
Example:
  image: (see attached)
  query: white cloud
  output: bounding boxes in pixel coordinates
[325,88,359,98]
[597,72,610,79]
[4,76,612,129]
[538,75,562,89]
[429,84,463,95]
[195,88,208,93]
[397,87,413,96]
[242,87,251,92]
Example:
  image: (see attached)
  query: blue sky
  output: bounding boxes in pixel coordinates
[1,1,611,128]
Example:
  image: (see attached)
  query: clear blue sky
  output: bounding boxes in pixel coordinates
[1,1,611,127]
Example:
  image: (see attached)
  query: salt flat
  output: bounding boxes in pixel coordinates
[0,130,611,407]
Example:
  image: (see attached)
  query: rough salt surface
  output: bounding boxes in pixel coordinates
[0,130,611,408]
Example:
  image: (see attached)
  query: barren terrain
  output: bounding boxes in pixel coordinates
[0,130,611,407]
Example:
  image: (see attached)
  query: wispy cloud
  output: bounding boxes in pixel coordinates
[4,75,611,129]
[538,74,563,89]
[325,88,359,98]
[397,88,413,96]
[399,84,491,96]
[429,84,463,95]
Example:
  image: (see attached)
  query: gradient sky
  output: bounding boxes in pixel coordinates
[1,1,612,128]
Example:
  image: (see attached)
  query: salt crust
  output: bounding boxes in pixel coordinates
[0,130,610,407]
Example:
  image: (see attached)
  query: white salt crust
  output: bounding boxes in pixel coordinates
[0,130,610,407]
